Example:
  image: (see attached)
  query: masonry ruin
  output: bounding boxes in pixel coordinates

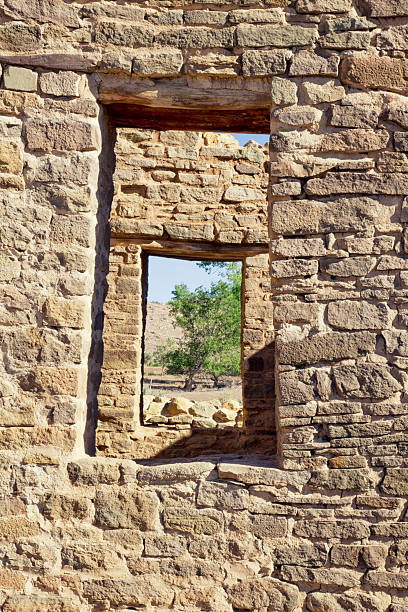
[1,0,408,609]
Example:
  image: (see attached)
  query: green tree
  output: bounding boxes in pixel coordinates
[155,262,241,391]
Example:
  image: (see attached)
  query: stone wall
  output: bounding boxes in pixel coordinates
[0,0,408,610]
[96,129,275,459]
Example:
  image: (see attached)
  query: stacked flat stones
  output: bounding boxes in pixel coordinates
[0,0,408,610]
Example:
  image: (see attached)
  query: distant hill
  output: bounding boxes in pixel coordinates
[144,302,183,357]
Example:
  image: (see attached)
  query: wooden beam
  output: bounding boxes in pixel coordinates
[111,238,268,260]
[106,103,270,132]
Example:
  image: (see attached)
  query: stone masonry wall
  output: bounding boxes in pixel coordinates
[0,0,408,610]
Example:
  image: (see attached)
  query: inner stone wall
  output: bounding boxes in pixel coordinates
[1,0,408,610]
[97,129,275,459]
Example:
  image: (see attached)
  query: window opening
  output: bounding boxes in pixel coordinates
[143,256,243,430]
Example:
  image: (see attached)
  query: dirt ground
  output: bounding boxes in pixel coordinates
[143,366,242,402]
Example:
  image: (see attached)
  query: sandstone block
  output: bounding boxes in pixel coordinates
[3,66,37,92]
[83,577,173,608]
[4,0,80,26]
[0,22,41,52]
[132,48,183,77]
[308,468,375,491]
[218,463,310,489]
[302,80,345,104]
[226,578,299,612]
[271,197,379,236]
[156,27,234,49]
[273,542,328,568]
[0,255,20,281]
[26,118,98,153]
[144,534,187,557]
[197,482,248,510]
[102,349,138,370]
[279,369,315,405]
[19,367,79,396]
[252,515,288,538]
[274,302,320,326]
[330,105,379,128]
[0,141,23,174]
[224,186,265,201]
[3,595,80,612]
[138,461,215,485]
[43,297,87,329]
[0,90,39,115]
[35,154,93,185]
[327,300,391,330]
[333,364,401,400]
[306,591,389,612]
[270,258,318,278]
[280,565,359,587]
[320,31,370,49]
[166,397,192,416]
[306,172,408,196]
[331,544,386,568]
[68,458,120,485]
[278,331,375,366]
[289,50,339,77]
[39,71,81,97]
[340,56,408,93]
[294,519,370,539]
[242,49,289,76]
[271,77,297,106]
[358,0,408,16]
[380,468,408,495]
[236,24,316,48]
[43,493,91,520]
[163,507,223,535]
[296,0,352,12]
[95,486,159,531]
[271,237,325,257]
[0,516,39,540]
[273,105,323,127]
[365,571,408,589]
[95,22,154,47]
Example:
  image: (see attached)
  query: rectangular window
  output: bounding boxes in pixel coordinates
[142,255,244,429]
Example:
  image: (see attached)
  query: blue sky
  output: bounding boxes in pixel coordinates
[148,133,268,303]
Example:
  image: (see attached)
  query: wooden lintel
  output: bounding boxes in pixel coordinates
[107,103,270,132]
[111,237,268,260]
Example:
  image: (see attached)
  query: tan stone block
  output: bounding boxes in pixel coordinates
[3,65,38,92]
[302,79,346,104]
[39,71,81,97]
[358,0,408,16]
[19,367,79,396]
[95,485,159,530]
[25,118,98,152]
[0,516,39,540]
[3,595,80,612]
[0,22,41,52]
[0,254,20,281]
[340,56,408,93]
[43,297,87,329]
[4,0,80,26]
[296,0,352,12]
[0,569,27,589]
[327,300,392,330]
[163,507,223,535]
[44,493,92,521]
[271,77,297,106]
[0,90,39,115]
[0,141,23,174]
